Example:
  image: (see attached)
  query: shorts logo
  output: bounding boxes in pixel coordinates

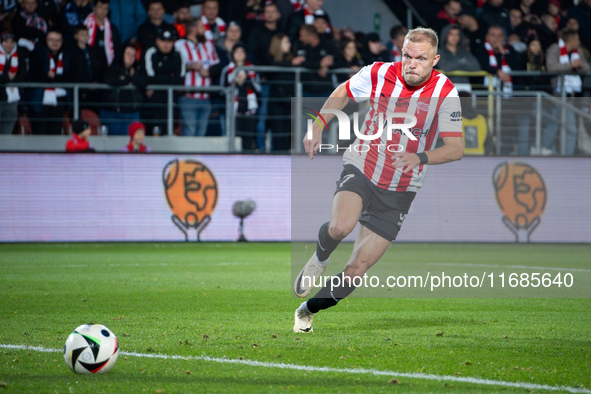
[339,174,355,187]
[397,213,406,226]
[493,161,547,243]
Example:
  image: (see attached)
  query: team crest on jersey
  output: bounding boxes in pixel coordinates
[416,101,430,113]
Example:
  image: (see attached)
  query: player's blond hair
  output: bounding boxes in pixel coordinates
[404,27,439,49]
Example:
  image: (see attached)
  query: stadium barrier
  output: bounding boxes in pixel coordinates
[0,153,589,243]
[3,69,591,156]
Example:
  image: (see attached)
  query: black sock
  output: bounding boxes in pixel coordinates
[307,272,357,313]
[316,222,341,262]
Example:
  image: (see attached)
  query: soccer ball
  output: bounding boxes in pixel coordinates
[63,324,119,374]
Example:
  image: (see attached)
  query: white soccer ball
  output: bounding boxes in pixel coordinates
[63,324,119,374]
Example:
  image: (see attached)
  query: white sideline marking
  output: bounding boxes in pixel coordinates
[425,262,591,273]
[1,344,590,393]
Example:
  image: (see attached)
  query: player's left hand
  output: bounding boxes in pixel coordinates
[391,152,420,173]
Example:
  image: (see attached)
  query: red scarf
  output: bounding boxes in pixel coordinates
[484,40,512,92]
[201,15,226,42]
[46,52,63,92]
[0,47,18,74]
[227,61,258,115]
[559,38,582,94]
[20,10,47,33]
[84,12,115,65]
[126,142,147,152]
[66,133,90,152]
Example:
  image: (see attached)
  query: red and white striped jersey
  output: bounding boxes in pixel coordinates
[175,39,220,99]
[344,62,462,192]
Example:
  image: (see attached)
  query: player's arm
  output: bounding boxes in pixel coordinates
[392,136,463,173]
[303,82,350,159]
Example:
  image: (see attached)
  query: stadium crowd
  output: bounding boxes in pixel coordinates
[0,0,590,154]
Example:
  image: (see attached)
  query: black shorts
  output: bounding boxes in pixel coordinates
[334,165,416,242]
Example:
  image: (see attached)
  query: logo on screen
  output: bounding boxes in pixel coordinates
[492,162,547,243]
[163,159,218,241]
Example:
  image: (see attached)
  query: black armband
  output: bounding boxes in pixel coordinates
[417,152,429,165]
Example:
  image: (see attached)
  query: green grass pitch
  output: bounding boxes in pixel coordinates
[1,242,590,393]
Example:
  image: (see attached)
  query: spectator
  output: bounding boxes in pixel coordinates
[239,0,265,40]
[565,17,580,33]
[543,29,589,155]
[507,33,527,53]
[36,0,58,29]
[339,25,355,43]
[216,20,241,67]
[69,24,100,108]
[457,13,487,53]
[66,119,95,152]
[387,25,407,62]
[274,0,294,31]
[0,31,24,135]
[121,121,151,152]
[293,24,337,96]
[514,39,551,155]
[508,8,528,38]
[101,44,145,135]
[539,14,559,51]
[137,0,174,56]
[362,32,393,64]
[473,25,521,93]
[334,39,363,84]
[519,0,543,25]
[140,26,184,136]
[29,29,73,135]
[108,0,146,45]
[313,14,333,43]
[267,33,294,151]
[287,0,331,42]
[548,0,563,28]
[225,43,260,150]
[437,24,481,85]
[247,2,283,149]
[565,0,591,51]
[433,0,462,33]
[174,18,219,136]
[201,0,225,42]
[59,0,92,39]
[12,0,47,51]
[247,2,282,65]
[174,2,192,39]
[478,0,511,36]
[84,0,120,82]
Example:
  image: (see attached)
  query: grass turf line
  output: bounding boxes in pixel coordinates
[0,242,590,393]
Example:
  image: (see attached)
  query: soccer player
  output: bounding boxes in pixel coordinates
[293,27,464,333]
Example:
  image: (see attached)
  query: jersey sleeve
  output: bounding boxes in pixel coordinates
[345,64,374,103]
[437,87,463,137]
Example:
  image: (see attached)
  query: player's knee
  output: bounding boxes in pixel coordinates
[328,220,354,240]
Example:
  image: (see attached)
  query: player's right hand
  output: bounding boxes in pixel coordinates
[303,128,322,160]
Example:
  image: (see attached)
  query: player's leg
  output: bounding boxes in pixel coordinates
[293,224,390,333]
[293,190,363,298]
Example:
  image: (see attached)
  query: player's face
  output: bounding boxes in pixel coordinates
[401,40,439,86]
